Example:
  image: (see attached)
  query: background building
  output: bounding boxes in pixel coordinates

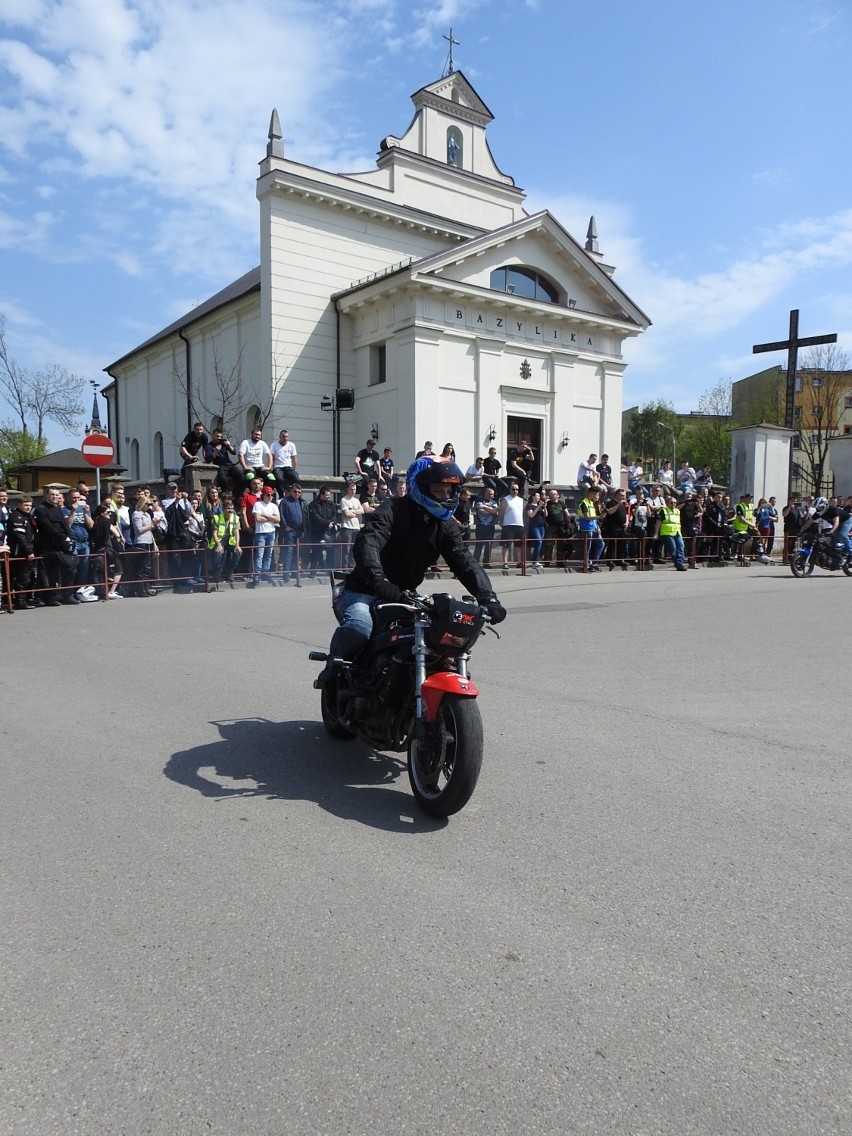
[105,71,650,483]
[733,362,852,496]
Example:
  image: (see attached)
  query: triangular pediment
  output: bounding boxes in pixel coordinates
[410,212,650,328]
[412,72,494,123]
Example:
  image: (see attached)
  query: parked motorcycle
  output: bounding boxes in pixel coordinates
[309,585,497,817]
[790,532,852,578]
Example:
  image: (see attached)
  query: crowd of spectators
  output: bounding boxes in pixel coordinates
[3,431,847,614]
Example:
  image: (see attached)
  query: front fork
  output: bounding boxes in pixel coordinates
[413,617,478,732]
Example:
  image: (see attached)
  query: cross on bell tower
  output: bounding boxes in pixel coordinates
[442,27,460,77]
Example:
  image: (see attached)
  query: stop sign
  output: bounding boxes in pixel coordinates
[81,434,116,467]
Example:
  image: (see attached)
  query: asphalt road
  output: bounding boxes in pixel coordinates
[1,565,849,1135]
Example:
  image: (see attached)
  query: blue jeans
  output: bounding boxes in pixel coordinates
[72,540,90,586]
[582,532,605,564]
[527,524,545,563]
[253,530,275,575]
[213,544,240,582]
[280,530,301,575]
[333,587,376,639]
[663,534,685,566]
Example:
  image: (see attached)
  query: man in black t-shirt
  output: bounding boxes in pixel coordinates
[179,421,209,484]
[595,454,613,489]
[354,439,380,487]
[482,447,508,498]
[602,489,629,568]
[507,441,534,495]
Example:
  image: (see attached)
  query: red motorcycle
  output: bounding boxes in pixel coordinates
[310,588,496,817]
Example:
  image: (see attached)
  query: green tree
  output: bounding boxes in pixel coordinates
[679,379,733,485]
[623,401,679,469]
[0,423,48,487]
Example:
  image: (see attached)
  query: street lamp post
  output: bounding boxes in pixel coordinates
[657,421,676,479]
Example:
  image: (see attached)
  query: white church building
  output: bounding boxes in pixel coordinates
[104,70,650,483]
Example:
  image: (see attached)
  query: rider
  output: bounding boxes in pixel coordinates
[315,457,507,688]
[800,496,842,546]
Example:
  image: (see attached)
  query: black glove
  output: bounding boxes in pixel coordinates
[373,578,402,603]
[481,595,506,624]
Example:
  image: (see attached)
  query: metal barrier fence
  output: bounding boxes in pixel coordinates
[1,530,781,617]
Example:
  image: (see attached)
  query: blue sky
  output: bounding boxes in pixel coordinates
[1,0,850,451]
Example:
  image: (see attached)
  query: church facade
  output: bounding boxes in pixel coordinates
[105,71,650,482]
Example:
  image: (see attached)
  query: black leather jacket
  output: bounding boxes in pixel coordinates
[347,497,494,599]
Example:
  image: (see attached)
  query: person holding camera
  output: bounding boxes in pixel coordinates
[204,427,238,494]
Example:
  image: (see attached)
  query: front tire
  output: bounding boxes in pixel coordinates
[321,680,356,740]
[843,557,852,577]
[790,550,814,578]
[408,694,483,817]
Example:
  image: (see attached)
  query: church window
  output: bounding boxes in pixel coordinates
[154,431,164,476]
[246,406,261,435]
[447,127,463,168]
[370,344,387,386]
[490,266,559,304]
[130,439,140,480]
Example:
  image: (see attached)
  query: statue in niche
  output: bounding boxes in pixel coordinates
[447,127,463,168]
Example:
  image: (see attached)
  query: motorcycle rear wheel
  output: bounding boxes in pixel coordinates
[321,679,357,740]
[408,694,483,817]
[844,559,852,577]
[790,551,814,578]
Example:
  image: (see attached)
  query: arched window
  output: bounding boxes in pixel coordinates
[154,432,164,478]
[210,415,223,432]
[245,406,261,436]
[130,439,140,480]
[490,266,560,304]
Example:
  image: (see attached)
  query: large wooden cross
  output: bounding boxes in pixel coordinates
[753,309,837,429]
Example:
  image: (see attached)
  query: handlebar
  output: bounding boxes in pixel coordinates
[374,591,497,625]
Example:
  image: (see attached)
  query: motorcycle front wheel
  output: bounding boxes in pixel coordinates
[790,551,814,578]
[408,694,483,817]
[321,679,357,740]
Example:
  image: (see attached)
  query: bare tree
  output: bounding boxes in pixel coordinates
[173,339,277,444]
[0,317,86,442]
[793,344,851,496]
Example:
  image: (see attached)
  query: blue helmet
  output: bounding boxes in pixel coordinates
[406,457,463,522]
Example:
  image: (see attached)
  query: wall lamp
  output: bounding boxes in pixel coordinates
[568,298,577,309]
[559,432,570,448]
[486,423,496,443]
[370,422,380,441]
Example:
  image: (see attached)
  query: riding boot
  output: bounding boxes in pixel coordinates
[314,626,369,689]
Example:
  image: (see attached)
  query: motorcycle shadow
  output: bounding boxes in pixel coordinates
[163,717,448,833]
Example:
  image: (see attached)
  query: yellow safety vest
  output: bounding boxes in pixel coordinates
[659,506,681,537]
[209,513,239,549]
[578,497,598,533]
[733,502,754,533]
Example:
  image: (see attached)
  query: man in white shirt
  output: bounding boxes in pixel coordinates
[627,459,643,492]
[577,453,599,490]
[271,428,300,493]
[238,427,274,487]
